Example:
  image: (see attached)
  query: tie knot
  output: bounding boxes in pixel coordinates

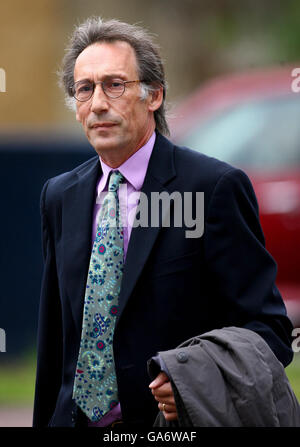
[108,170,124,192]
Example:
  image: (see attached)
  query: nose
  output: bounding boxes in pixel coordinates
[90,83,109,113]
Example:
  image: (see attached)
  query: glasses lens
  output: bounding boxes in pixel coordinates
[103,80,125,98]
[74,81,93,101]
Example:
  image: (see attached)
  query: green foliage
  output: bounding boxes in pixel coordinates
[285,353,300,402]
[0,350,36,406]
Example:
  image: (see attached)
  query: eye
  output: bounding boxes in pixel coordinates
[111,81,123,88]
[105,80,124,90]
[77,83,93,93]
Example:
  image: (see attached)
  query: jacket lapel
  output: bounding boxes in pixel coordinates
[62,156,101,333]
[116,133,176,326]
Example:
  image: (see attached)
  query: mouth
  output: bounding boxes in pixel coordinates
[91,122,116,129]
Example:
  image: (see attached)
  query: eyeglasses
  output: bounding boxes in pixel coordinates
[71,79,144,101]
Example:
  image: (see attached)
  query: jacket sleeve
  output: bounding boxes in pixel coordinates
[32,180,63,427]
[204,167,294,367]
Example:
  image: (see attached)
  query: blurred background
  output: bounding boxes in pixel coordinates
[1,0,300,426]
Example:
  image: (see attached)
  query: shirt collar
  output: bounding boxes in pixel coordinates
[97,131,156,193]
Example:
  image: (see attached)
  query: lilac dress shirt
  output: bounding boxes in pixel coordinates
[88,132,156,427]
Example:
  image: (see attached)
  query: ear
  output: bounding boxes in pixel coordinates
[147,85,164,112]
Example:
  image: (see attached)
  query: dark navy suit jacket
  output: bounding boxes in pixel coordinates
[33,132,294,427]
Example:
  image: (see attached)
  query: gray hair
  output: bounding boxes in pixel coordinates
[58,17,169,136]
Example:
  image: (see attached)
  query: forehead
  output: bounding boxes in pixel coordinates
[74,40,138,81]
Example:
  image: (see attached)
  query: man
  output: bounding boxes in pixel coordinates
[33,17,294,427]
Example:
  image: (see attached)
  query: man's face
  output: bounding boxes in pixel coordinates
[74,40,161,165]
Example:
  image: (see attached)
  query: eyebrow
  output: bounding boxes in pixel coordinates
[74,73,129,83]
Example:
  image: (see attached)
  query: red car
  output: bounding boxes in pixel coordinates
[170,65,300,326]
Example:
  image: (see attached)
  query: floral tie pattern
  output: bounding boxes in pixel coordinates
[73,170,124,422]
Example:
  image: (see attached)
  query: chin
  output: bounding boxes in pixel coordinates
[90,135,116,150]
[92,138,129,160]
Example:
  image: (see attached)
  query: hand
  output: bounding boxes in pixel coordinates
[149,371,178,421]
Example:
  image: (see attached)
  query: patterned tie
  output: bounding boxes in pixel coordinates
[73,170,124,422]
